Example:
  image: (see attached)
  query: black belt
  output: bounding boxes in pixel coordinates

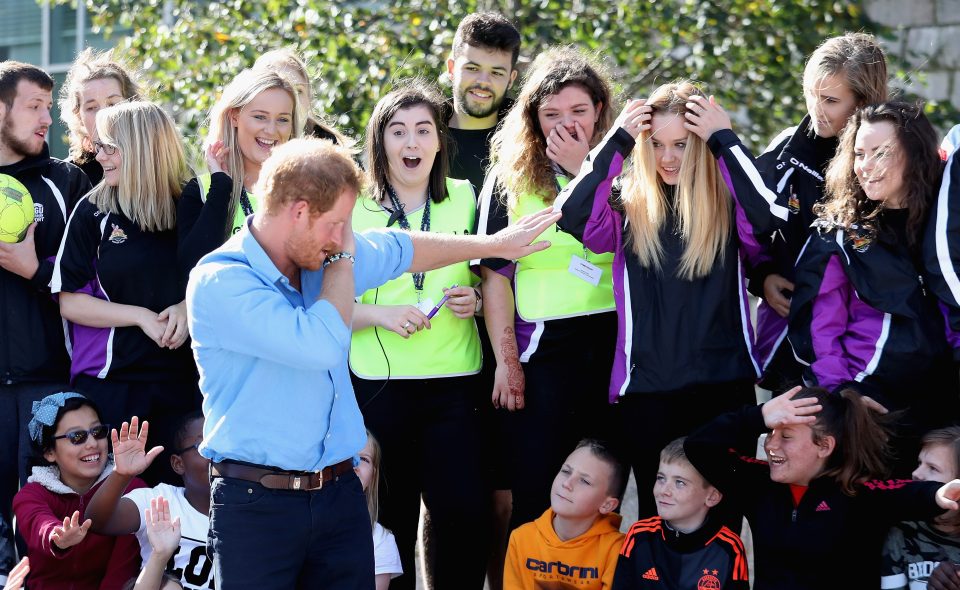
[211,458,354,491]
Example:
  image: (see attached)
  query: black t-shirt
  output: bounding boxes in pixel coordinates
[52,197,195,382]
[449,126,498,196]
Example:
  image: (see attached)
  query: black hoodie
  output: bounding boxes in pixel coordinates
[0,144,91,383]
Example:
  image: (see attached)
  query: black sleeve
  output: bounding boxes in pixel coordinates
[177,173,233,284]
[555,126,634,247]
[860,479,946,524]
[684,403,769,497]
[474,172,512,271]
[924,147,960,335]
[67,163,93,213]
[708,129,793,236]
[52,199,101,294]
[610,543,637,590]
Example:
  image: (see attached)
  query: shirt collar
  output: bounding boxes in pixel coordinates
[238,215,286,285]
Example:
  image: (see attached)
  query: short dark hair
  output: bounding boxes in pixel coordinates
[364,78,449,205]
[452,12,522,67]
[0,61,54,109]
[172,410,204,451]
[575,438,628,501]
[29,396,103,467]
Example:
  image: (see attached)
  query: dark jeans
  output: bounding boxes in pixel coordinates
[0,380,69,561]
[74,375,202,486]
[614,380,758,522]
[209,471,374,589]
[354,375,490,590]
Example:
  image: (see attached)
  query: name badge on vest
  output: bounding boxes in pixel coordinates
[569,255,602,286]
[416,298,436,315]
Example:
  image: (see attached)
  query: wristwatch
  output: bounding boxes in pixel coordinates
[323,251,355,269]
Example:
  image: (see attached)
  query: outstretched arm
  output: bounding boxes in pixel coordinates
[408,207,560,273]
[86,417,163,535]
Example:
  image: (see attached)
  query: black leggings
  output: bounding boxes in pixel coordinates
[354,374,490,590]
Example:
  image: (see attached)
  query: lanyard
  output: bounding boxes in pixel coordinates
[239,190,254,216]
[384,184,431,297]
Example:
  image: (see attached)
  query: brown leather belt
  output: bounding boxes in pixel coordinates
[211,458,354,491]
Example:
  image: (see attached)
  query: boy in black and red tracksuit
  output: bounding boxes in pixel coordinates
[0,62,91,567]
[613,438,749,590]
[684,401,949,590]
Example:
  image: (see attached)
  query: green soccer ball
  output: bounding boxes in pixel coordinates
[0,174,34,244]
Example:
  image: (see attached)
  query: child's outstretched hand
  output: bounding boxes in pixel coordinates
[145,496,181,558]
[112,416,164,477]
[761,386,822,429]
[50,510,92,550]
[684,95,732,141]
[3,557,29,590]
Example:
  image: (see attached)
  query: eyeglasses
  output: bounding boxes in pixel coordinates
[92,140,118,156]
[53,424,110,446]
[173,442,200,455]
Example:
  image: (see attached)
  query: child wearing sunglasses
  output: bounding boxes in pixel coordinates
[12,392,145,590]
[85,411,214,590]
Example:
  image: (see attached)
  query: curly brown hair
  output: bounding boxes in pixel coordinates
[817,102,941,247]
[488,46,616,208]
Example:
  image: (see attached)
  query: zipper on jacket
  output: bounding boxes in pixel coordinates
[791,508,798,523]
[918,274,927,297]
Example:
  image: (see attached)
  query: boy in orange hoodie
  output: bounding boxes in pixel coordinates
[504,439,626,589]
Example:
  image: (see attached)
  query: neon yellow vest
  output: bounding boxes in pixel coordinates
[511,177,615,321]
[197,174,258,236]
[349,178,481,379]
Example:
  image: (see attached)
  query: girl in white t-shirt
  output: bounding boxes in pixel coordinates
[356,431,403,589]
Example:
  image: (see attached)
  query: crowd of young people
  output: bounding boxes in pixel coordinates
[1,10,960,590]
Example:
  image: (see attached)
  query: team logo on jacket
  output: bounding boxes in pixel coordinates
[698,570,721,589]
[787,190,800,214]
[108,223,128,244]
[33,203,44,222]
[847,225,873,253]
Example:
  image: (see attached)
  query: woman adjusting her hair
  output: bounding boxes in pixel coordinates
[556,80,764,520]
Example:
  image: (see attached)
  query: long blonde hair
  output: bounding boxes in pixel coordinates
[203,68,303,237]
[87,101,188,232]
[59,48,141,163]
[488,46,615,208]
[621,81,731,280]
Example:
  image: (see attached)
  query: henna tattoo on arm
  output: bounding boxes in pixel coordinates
[500,327,524,396]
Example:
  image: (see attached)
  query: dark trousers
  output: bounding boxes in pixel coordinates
[0,381,69,563]
[614,380,758,522]
[504,350,615,531]
[354,375,490,590]
[209,471,374,589]
[74,375,202,486]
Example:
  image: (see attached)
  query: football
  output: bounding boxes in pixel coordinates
[0,174,34,244]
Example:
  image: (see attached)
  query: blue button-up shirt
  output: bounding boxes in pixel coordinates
[186,221,413,471]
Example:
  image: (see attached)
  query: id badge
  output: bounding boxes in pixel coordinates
[416,298,436,315]
[569,255,602,286]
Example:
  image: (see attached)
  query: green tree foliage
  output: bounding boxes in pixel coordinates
[66,0,955,151]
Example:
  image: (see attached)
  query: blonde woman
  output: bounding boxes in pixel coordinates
[253,48,346,144]
[59,48,142,185]
[555,81,763,520]
[52,101,198,484]
[476,46,618,530]
[177,68,302,276]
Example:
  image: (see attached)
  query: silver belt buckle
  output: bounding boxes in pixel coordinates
[292,476,302,490]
